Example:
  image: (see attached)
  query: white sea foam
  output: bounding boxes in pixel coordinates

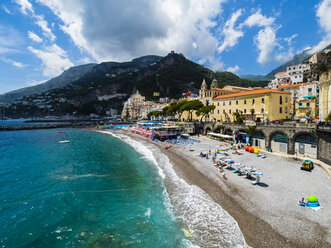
[99,131,248,247]
[144,208,151,218]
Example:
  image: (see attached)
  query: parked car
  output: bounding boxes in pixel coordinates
[271,120,283,125]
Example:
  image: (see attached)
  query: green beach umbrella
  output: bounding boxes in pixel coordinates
[306,195,318,203]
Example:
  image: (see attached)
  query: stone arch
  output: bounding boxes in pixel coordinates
[270,131,288,143]
[293,131,318,144]
[253,130,266,139]
[293,132,318,158]
[268,131,289,153]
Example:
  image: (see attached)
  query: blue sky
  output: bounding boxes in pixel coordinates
[0,0,331,94]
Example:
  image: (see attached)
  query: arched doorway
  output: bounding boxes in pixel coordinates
[270,132,288,153]
[252,131,266,148]
[294,133,317,158]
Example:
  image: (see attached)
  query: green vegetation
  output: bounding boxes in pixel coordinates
[196,105,216,122]
[233,111,245,124]
[180,100,204,121]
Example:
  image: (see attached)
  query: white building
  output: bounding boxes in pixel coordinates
[286,64,310,84]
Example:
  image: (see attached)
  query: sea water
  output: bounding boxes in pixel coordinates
[0,129,247,248]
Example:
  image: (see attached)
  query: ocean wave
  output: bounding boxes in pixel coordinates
[99,131,248,247]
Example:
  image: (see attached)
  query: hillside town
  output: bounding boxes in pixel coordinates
[122,50,331,123]
[119,49,331,165]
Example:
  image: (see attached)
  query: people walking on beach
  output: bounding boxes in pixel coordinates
[220,167,227,180]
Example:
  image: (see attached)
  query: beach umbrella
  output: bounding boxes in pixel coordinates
[200,148,204,151]
[306,195,318,203]
[244,166,253,171]
[253,170,264,176]
[234,162,242,166]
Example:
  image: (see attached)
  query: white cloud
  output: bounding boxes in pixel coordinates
[255,26,277,64]
[28,44,74,77]
[28,31,43,43]
[217,9,244,53]
[2,5,11,14]
[243,9,275,27]
[37,0,225,69]
[26,79,46,86]
[14,0,33,15]
[1,58,26,68]
[226,65,240,74]
[15,0,56,42]
[34,14,56,41]
[312,0,331,53]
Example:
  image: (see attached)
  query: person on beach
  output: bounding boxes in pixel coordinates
[220,167,227,180]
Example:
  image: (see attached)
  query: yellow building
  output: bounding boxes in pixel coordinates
[212,89,291,122]
[295,99,317,118]
[319,69,331,120]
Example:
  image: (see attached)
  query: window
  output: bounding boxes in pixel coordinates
[236,100,238,105]
[280,107,282,113]
[229,109,231,114]
[299,102,302,106]
[223,109,225,113]
[229,101,231,105]
[280,96,283,104]
[236,109,238,113]
[244,100,246,104]
[217,102,219,106]
[261,98,264,103]
[285,97,288,103]
[285,107,288,113]
[223,102,225,106]
[252,99,255,104]
[244,109,246,113]
[261,108,264,113]
[306,103,310,107]
[308,88,312,93]
[217,110,220,114]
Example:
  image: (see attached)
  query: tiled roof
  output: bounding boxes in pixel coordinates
[278,83,308,89]
[276,71,287,74]
[213,88,235,92]
[213,89,290,100]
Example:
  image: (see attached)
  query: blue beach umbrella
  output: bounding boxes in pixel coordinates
[253,171,264,176]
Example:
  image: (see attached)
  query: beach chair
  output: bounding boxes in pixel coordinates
[251,175,260,185]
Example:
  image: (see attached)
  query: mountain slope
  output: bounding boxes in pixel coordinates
[0,63,97,103]
[240,43,331,81]
[4,52,266,117]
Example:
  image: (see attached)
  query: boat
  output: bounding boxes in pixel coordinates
[59,140,70,143]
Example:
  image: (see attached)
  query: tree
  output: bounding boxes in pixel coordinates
[216,125,225,133]
[233,111,244,124]
[147,110,162,119]
[167,100,188,120]
[325,111,331,122]
[196,105,216,122]
[244,125,256,145]
[180,100,204,121]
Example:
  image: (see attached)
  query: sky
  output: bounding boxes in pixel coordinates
[0,0,331,94]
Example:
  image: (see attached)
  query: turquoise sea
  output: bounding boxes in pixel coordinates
[0,128,247,248]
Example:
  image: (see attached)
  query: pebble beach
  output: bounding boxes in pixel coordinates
[108,129,331,248]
